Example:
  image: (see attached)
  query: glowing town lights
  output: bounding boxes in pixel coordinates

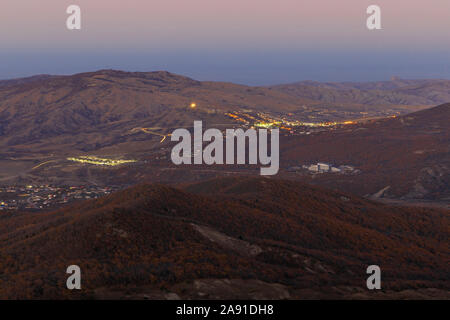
[67,156,137,166]
[190,103,197,109]
[254,122,273,128]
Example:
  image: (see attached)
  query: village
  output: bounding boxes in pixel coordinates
[288,162,361,175]
[0,184,122,211]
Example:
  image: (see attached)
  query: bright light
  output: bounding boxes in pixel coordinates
[190,102,197,109]
[67,156,137,166]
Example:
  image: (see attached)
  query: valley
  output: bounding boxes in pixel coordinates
[0,70,448,299]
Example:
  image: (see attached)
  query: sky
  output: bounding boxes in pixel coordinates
[0,0,449,85]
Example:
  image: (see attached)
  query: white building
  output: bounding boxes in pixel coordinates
[317,163,330,172]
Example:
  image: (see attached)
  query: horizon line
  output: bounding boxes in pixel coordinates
[1,69,449,87]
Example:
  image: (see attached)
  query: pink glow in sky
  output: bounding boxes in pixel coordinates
[0,0,449,83]
[1,0,449,51]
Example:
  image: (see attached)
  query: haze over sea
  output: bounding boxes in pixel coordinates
[1,0,449,84]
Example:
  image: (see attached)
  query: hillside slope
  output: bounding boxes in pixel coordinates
[1,71,445,155]
[272,79,450,106]
[0,177,448,299]
[281,103,450,201]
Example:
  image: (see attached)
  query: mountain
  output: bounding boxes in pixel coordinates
[0,69,326,158]
[280,103,450,202]
[0,70,447,196]
[0,176,448,299]
[0,70,444,156]
[271,79,450,106]
[0,74,54,88]
[0,70,227,153]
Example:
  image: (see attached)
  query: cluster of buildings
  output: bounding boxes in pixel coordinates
[67,156,137,166]
[304,163,342,173]
[305,163,360,174]
[0,185,121,211]
[288,163,360,175]
[225,110,357,136]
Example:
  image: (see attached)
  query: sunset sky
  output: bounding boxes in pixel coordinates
[1,0,449,84]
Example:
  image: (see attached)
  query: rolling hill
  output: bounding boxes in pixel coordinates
[0,70,447,201]
[0,177,448,299]
[280,103,450,202]
[1,70,445,156]
[271,78,450,106]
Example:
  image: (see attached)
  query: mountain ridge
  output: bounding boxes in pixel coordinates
[0,69,445,154]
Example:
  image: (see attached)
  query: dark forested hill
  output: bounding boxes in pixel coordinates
[0,177,448,299]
